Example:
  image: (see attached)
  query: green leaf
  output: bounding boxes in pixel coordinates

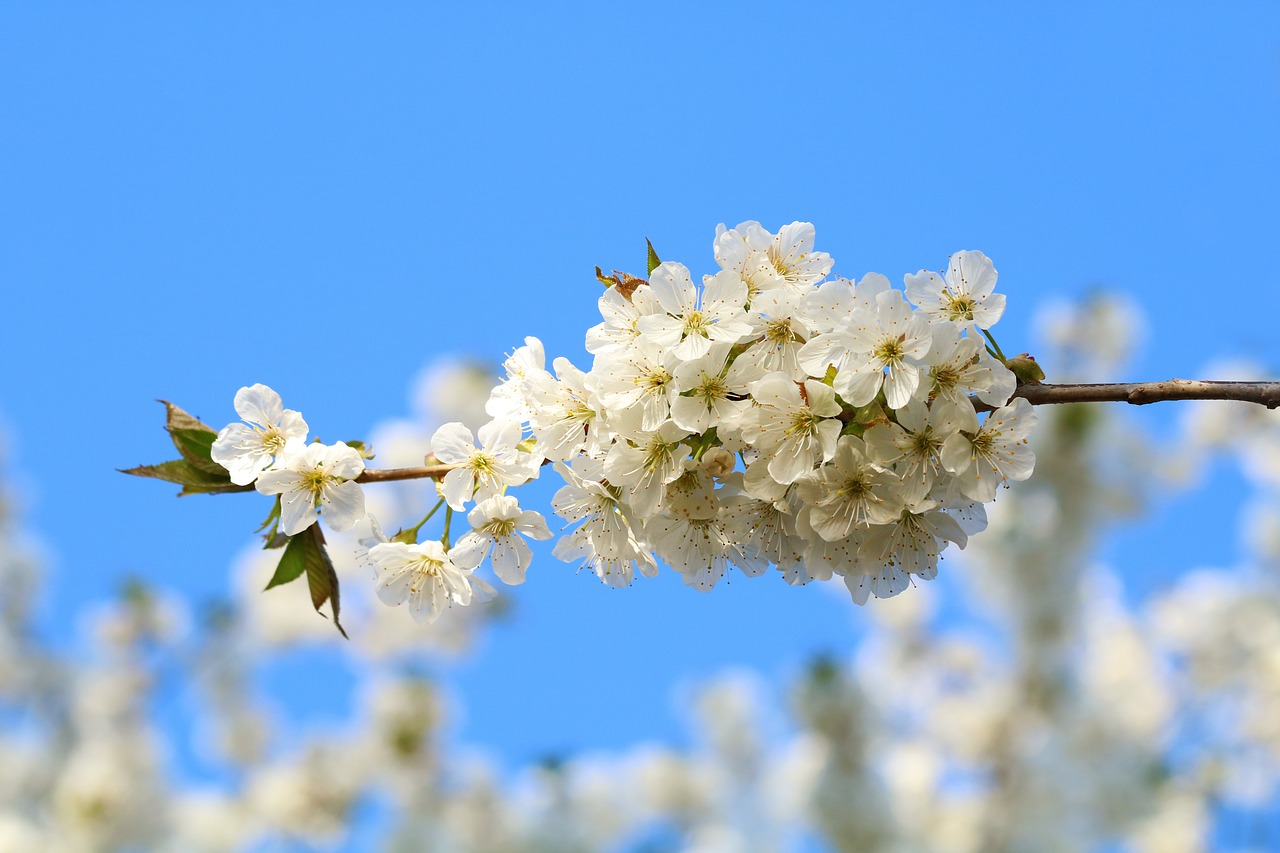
[264,534,308,590]
[120,460,254,496]
[160,400,225,474]
[303,526,349,639]
[170,428,225,475]
[646,238,661,275]
[161,400,218,435]
[263,526,349,639]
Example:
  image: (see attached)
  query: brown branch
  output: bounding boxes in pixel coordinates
[355,463,456,484]
[348,381,1280,485]
[1012,380,1280,409]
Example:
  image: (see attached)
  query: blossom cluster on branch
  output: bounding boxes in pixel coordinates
[128,222,1043,630]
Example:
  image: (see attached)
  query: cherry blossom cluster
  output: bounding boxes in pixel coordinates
[208,222,1038,625]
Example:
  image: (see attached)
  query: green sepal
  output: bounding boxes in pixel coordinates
[264,525,349,639]
[122,400,247,494]
[1005,353,1046,385]
[839,419,865,437]
[646,238,661,275]
[853,400,891,431]
[516,437,538,453]
[391,527,419,545]
[119,459,253,496]
[689,427,719,461]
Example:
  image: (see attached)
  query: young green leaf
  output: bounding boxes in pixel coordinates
[303,526,349,639]
[646,238,661,275]
[264,533,308,590]
[120,460,253,496]
[262,526,349,639]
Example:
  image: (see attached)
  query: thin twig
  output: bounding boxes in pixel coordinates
[1012,379,1280,409]
[355,464,455,484]
[349,380,1280,485]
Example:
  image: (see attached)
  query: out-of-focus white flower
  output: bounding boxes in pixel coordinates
[211,384,308,485]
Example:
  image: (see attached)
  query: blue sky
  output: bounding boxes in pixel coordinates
[2,2,1279,775]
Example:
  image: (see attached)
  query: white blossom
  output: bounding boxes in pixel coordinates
[450,495,552,585]
[431,419,531,511]
[211,384,309,485]
[370,540,476,624]
[254,442,366,535]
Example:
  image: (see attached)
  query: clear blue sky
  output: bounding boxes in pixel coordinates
[2,3,1278,774]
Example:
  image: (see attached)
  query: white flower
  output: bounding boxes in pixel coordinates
[528,357,608,462]
[863,397,976,505]
[551,461,634,558]
[369,540,475,624]
[714,220,833,296]
[603,421,692,519]
[592,338,679,434]
[922,323,1017,409]
[670,344,758,435]
[739,373,843,485]
[211,384,309,485]
[940,397,1038,502]
[799,288,933,410]
[486,336,553,422]
[254,442,366,535]
[585,285,665,355]
[736,287,813,380]
[794,435,904,541]
[857,501,969,587]
[645,513,736,591]
[450,495,552,585]
[720,493,804,576]
[637,262,754,361]
[904,250,1006,331]
[431,419,530,511]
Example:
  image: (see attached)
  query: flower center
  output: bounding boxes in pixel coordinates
[469,452,497,475]
[694,373,728,403]
[259,426,287,454]
[766,319,798,346]
[683,309,710,339]
[945,293,976,321]
[873,334,907,366]
[302,468,333,498]
[909,429,940,459]
[786,408,819,437]
[930,363,962,392]
[639,367,672,393]
[838,474,873,501]
[483,517,517,538]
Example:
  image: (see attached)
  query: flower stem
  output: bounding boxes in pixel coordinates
[404,499,445,542]
[981,328,1008,362]
[441,506,454,551]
